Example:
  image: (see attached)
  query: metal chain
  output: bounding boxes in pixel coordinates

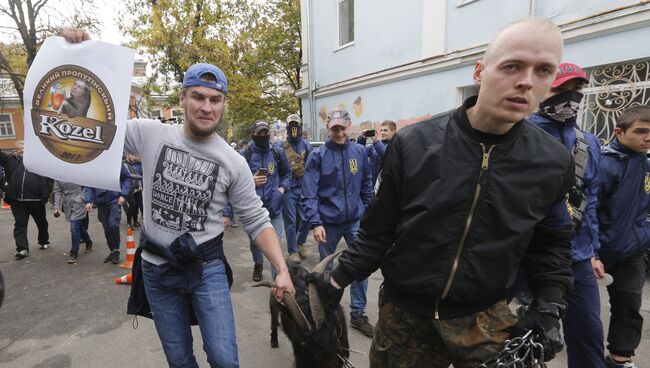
[479,330,547,368]
[337,353,357,368]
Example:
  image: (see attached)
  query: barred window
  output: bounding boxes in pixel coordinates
[578,58,650,143]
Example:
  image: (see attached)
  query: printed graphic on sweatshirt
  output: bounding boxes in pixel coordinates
[31,65,116,163]
[151,145,219,233]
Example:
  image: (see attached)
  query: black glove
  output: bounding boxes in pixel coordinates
[510,298,565,362]
[306,271,344,310]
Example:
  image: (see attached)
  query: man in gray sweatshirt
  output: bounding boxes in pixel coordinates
[62,30,294,368]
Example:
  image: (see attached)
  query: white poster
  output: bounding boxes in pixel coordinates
[23,36,134,191]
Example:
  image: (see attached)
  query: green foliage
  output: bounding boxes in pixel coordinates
[119,0,301,141]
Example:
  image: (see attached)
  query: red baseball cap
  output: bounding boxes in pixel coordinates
[552,63,589,88]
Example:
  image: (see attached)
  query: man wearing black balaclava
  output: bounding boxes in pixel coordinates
[529,63,606,368]
[245,120,292,282]
[280,114,312,263]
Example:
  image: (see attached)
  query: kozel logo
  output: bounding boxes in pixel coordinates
[31,65,116,163]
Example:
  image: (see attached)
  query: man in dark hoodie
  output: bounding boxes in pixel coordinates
[530,62,605,368]
[595,106,650,368]
[244,120,291,281]
[0,141,52,259]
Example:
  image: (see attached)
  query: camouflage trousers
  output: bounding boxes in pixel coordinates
[369,289,518,368]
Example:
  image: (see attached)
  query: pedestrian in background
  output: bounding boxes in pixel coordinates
[0,141,52,259]
[53,181,93,264]
[595,106,650,368]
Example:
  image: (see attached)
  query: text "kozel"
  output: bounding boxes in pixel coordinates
[39,115,104,144]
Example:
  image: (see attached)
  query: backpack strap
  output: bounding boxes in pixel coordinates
[270,147,281,165]
[567,128,590,229]
[572,128,589,190]
[244,146,281,167]
[244,147,253,163]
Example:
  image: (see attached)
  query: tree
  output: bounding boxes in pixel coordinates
[0,0,100,107]
[119,0,302,141]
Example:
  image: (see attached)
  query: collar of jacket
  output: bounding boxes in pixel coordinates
[325,138,350,150]
[606,137,645,159]
[454,95,526,146]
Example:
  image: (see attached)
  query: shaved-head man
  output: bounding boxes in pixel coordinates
[307,18,575,367]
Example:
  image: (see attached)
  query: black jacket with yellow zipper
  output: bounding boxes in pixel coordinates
[332,96,575,319]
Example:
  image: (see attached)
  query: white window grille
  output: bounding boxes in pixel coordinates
[0,114,15,138]
[338,0,354,47]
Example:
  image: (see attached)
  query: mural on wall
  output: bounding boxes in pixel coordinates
[316,94,432,142]
[578,57,650,143]
[318,106,328,124]
[353,96,363,117]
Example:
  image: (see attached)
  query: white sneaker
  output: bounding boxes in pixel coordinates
[15,250,29,259]
[39,243,49,250]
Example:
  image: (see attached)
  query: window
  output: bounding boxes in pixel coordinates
[150,109,162,118]
[172,109,184,124]
[0,114,15,138]
[577,58,650,143]
[457,85,479,104]
[338,0,354,47]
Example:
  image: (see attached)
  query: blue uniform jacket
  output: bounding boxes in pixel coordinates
[277,137,312,189]
[245,141,291,217]
[302,138,373,227]
[597,138,650,262]
[530,113,601,262]
[84,164,132,205]
[355,136,388,184]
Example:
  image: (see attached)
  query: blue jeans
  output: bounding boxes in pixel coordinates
[563,259,605,368]
[249,213,283,277]
[97,203,121,251]
[70,219,92,255]
[320,221,368,316]
[142,259,239,368]
[282,186,310,254]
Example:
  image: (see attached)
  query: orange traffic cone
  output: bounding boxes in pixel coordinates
[115,273,132,285]
[120,227,136,269]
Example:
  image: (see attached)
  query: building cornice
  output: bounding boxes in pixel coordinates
[308,2,650,99]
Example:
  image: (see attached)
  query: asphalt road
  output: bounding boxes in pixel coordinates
[0,206,648,368]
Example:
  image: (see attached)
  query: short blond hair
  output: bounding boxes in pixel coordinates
[483,17,561,65]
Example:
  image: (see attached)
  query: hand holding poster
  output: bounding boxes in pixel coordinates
[23,36,134,191]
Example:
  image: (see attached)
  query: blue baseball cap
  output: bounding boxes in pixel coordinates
[182,63,228,94]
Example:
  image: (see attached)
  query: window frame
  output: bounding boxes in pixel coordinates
[336,0,355,50]
[0,113,16,139]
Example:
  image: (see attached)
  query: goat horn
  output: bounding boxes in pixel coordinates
[283,292,312,332]
[311,250,342,273]
[253,281,312,332]
[309,251,342,328]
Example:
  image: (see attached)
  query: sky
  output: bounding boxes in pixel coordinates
[95,0,128,45]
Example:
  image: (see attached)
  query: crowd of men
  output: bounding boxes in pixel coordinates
[0,142,145,265]
[0,17,647,368]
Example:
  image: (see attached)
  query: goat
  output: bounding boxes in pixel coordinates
[254,252,350,368]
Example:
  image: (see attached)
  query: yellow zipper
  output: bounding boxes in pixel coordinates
[435,143,494,319]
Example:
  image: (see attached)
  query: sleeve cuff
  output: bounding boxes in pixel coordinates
[331,265,354,289]
[534,286,565,305]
